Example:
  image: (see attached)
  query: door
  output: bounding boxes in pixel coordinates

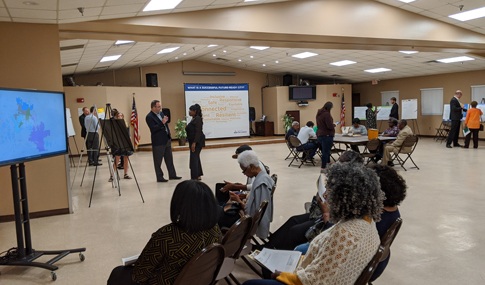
[352,93,361,120]
[286,110,300,125]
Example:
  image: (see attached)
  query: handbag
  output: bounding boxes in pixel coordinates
[480,124,484,131]
[308,196,323,220]
[223,202,242,216]
[304,217,326,241]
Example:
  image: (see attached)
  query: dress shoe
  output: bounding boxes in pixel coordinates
[454,143,463,147]
[387,161,394,166]
[157,178,168,182]
[169,176,182,180]
[446,145,452,148]
[91,163,102,166]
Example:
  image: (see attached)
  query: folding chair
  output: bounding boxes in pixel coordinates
[391,135,419,171]
[288,136,315,168]
[270,174,277,196]
[172,243,225,285]
[354,245,385,285]
[330,142,346,162]
[360,138,381,165]
[284,138,299,161]
[217,215,253,285]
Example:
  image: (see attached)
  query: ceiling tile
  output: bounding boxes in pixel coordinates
[58,16,99,23]
[106,0,147,5]
[399,4,425,13]
[375,0,405,8]
[59,0,106,10]
[59,7,103,19]
[0,16,12,21]
[4,0,57,10]
[178,0,215,8]
[98,12,137,20]
[0,8,9,17]
[101,4,145,15]
[13,18,57,23]
[410,0,448,10]
[428,4,461,16]
[8,8,56,19]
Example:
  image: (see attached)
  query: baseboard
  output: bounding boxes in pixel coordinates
[0,208,70,223]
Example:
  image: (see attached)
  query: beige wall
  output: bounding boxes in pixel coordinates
[0,23,69,217]
[65,86,162,148]
[352,69,485,135]
[73,60,281,135]
[263,84,352,135]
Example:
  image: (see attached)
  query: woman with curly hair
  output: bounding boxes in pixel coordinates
[243,162,384,285]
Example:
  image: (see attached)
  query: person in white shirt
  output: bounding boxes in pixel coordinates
[297,121,319,161]
[84,106,102,166]
[350,118,368,153]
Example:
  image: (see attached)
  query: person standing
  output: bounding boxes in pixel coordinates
[446,90,467,148]
[146,100,181,182]
[316,102,337,171]
[366,103,379,129]
[186,104,205,180]
[389,97,399,120]
[84,106,102,166]
[79,107,89,139]
[464,101,483,149]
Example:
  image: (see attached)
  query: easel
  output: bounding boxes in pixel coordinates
[408,119,420,135]
[0,163,86,281]
[71,104,120,206]
[91,103,144,207]
[67,136,79,168]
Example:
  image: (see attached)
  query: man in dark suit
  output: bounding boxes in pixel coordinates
[146,100,181,182]
[79,107,89,139]
[389,97,399,120]
[447,90,466,148]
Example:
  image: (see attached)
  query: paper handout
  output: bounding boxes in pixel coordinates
[251,249,302,273]
[317,174,327,202]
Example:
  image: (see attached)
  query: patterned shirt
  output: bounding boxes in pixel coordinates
[383,126,399,137]
[133,223,222,285]
[366,109,377,129]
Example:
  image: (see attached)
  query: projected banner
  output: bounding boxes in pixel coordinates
[185,84,250,139]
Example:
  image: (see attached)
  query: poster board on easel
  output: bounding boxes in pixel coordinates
[401,99,418,120]
[66,108,76,137]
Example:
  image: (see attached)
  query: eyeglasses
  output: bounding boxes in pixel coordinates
[242,167,249,174]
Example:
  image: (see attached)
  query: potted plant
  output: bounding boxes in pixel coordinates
[174,118,187,146]
[282,114,294,133]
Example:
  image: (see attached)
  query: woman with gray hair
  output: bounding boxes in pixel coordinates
[218,150,274,239]
[243,162,384,285]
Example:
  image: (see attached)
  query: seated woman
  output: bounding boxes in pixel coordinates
[107,180,222,285]
[264,150,363,251]
[350,118,368,153]
[218,150,274,239]
[243,162,384,285]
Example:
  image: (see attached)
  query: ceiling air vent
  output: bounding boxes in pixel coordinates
[216,58,229,62]
[61,63,78,68]
[60,44,85,51]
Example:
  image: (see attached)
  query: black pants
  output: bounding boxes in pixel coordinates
[107,265,138,285]
[86,132,99,164]
[447,120,461,146]
[217,206,240,230]
[189,143,203,180]
[350,145,360,153]
[152,140,177,180]
[266,213,315,250]
[464,128,480,148]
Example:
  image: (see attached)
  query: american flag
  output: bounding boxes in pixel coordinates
[131,96,140,147]
[340,94,345,127]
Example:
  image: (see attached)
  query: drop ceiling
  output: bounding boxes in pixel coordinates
[4,0,485,83]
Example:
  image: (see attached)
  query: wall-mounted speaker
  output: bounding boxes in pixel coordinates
[283,74,292,86]
[249,107,256,121]
[146,73,158,87]
[162,108,171,123]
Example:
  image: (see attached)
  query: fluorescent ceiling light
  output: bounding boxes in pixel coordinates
[399,50,418,54]
[364,68,391,73]
[449,7,485,21]
[398,0,416,3]
[262,64,266,66]
[292,52,318,59]
[143,0,183,11]
[436,56,475,63]
[250,46,270,50]
[207,44,218,47]
[330,60,356,66]
[115,40,134,45]
[157,47,180,54]
[100,55,121,62]
[244,0,261,2]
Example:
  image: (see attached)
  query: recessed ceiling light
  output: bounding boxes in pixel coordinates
[23,1,39,6]
[238,59,242,62]
[398,0,416,3]
[330,60,356,66]
[183,53,187,56]
[449,7,485,21]
[115,40,134,45]
[143,0,183,11]
[275,61,279,63]
[207,44,218,47]
[100,55,121,62]
[250,46,270,50]
[213,54,216,57]
[364,68,391,73]
[262,64,266,66]
[436,56,475,63]
[244,0,261,2]
[292,52,318,59]
[399,50,419,54]
[157,47,180,54]
[223,50,227,53]
[175,57,178,59]
[250,56,254,58]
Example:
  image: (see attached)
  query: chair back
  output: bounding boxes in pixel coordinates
[270,174,278,197]
[221,215,253,259]
[248,200,269,238]
[365,138,381,152]
[173,243,225,285]
[288,135,302,148]
[354,245,385,285]
[402,135,418,148]
[379,217,403,262]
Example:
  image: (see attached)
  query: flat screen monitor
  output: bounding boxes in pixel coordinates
[0,87,68,167]
[289,86,316,101]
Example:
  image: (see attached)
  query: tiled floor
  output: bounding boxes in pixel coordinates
[1,138,485,284]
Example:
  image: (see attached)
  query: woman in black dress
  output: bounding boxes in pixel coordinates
[186,104,205,180]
